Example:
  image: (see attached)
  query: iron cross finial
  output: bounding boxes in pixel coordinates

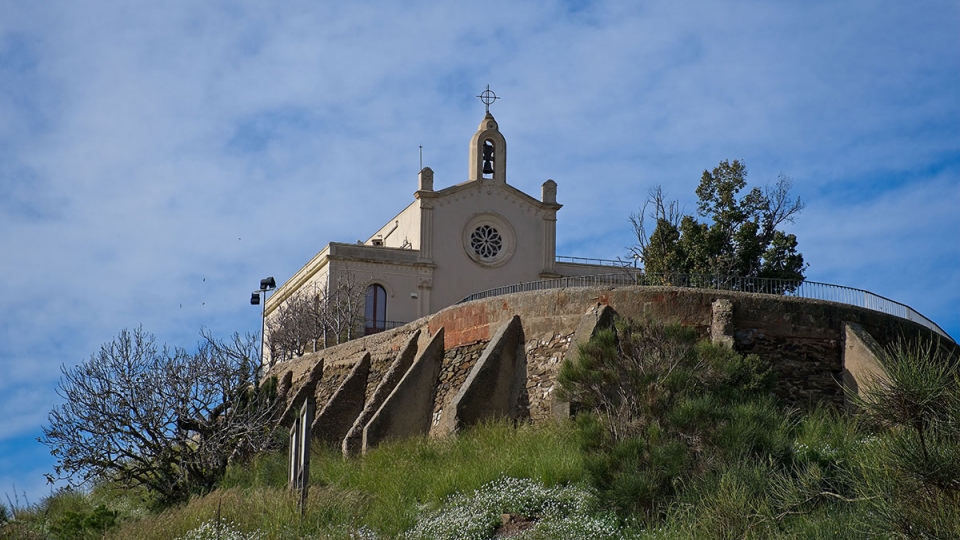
[477,85,500,113]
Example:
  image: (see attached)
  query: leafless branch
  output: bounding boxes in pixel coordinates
[266,270,370,363]
[40,327,282,506]
[629,186,682,265]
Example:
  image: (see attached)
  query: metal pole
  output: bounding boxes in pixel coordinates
[260,288,266,366]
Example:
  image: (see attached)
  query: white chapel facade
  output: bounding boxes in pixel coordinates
[264,103,617,360]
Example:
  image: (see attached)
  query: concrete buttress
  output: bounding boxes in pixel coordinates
[342,330,421,455]
[312,352,371,445]
[362,328,445,453]
[442,315,526,434]
[279,359,324,427]
[842,322,887,410]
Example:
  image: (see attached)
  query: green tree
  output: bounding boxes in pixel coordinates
[631,160,806,284]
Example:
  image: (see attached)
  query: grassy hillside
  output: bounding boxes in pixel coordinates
[3,411,957,539]
[4,321,958,539]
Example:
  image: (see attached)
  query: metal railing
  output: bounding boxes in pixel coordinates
[556,255,637,267]
[364,320,409,336]
[457,272,953,342]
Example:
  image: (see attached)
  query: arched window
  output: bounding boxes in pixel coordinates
[364,284,387,335]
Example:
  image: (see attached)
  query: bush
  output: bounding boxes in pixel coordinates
[848,337,960,537]
[559,318,773,443]
[689,464,770,539]
[559,317,779,520]
[49,504,119,540]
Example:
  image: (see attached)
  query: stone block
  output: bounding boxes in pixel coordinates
[711,298,735,347]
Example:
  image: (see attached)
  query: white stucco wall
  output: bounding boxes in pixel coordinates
[266,245,332,319]
[366,200,421,250]
[427,181,549,311]
[324,243,424,325]
[263,111,581,365]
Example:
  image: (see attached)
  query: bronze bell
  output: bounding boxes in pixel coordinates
[482,143,494,160]
[483,160,494,174]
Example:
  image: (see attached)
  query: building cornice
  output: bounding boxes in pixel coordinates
[266,243,426,316]
[266,244,332,316]
[427,179,562,212]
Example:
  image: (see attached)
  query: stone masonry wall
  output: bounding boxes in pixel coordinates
[268,320,434,415]
[431,341,487,431]
[268,286,954,447]
[523,332,575,422]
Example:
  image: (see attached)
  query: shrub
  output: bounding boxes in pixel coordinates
[559,317,779,519]
[689,465,770,539]
[49,504,119,540]
[559,317,773,442]
[401,477,629,540]
[847,336,960,537]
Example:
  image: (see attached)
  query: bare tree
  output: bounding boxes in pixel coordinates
[267,290,323,362]
[40,327,282,506]
[629,186,683,272]
[324,271,368,344]
[266,271,369,363]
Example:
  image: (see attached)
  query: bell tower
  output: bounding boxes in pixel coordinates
[468,86,507,183]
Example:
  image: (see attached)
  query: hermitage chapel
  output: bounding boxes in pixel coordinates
[263,93,623,353]
[256,92,953,455]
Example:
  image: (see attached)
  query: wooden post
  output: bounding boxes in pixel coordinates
[288,396,315,515]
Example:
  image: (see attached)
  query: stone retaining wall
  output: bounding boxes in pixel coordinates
[431,341,486,432]
[523,331,574,422]
[266,285,953,454]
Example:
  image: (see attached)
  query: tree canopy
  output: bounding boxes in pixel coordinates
[631,159,806,284]
[40,327,282,506]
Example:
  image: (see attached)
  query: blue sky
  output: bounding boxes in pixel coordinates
[2,0,958,503]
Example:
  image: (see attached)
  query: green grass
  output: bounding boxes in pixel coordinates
[86,419,585,540]
[310,420,585,536]
[8,329,958,539]
[4,406,952,540]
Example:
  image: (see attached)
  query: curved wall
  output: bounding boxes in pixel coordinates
[428,286,948,407]
[269,285,954,451]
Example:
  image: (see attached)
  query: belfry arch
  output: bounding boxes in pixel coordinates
[468,112,507,183]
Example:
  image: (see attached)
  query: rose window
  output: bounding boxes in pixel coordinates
[470,225,502,259]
